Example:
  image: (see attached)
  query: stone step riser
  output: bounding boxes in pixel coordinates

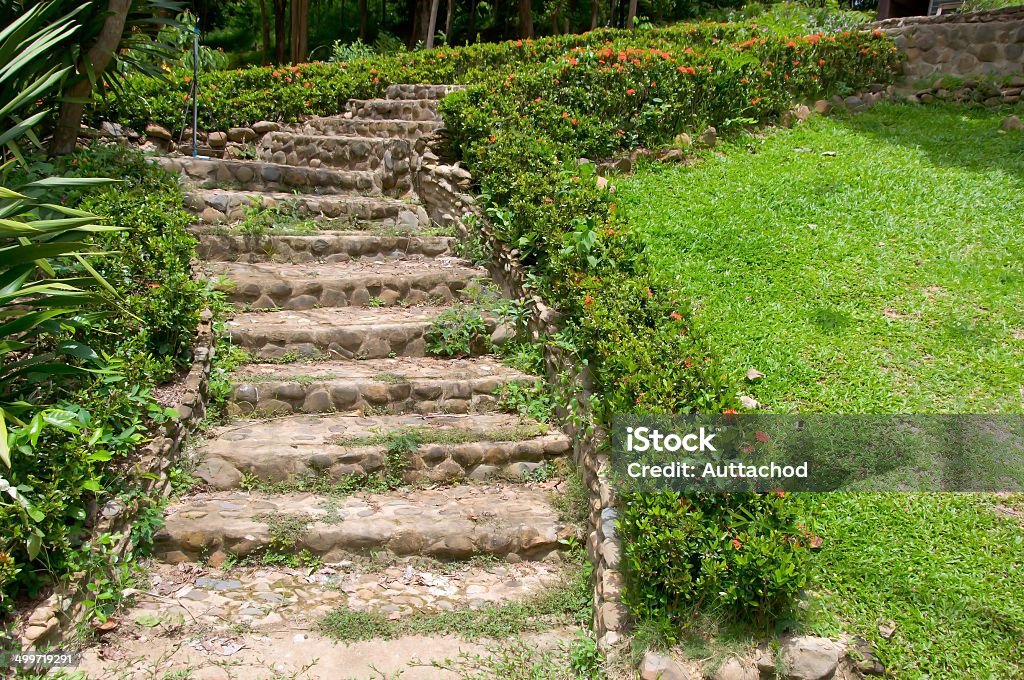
[196,233,455,263]
[298,118,441,139]
[185,191,426,228]
[154,156,405,197]
[227,374,534,416]
[215,271,480,310]
[197,436,571,490]
[345,99,441,122]
[385,83,465,100]
[257,134,411,177]
[155,488,570,564]
[230,323,433,361]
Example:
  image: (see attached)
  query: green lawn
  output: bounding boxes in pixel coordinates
[619,103,1024,414]
[619,103,1024,677]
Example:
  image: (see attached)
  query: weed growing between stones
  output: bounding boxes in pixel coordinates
[424,307,492,357]
[333,423,549,448]
[320,565,592,643]
[418,636,601,680]
[497,382,554,424]
[236,512,323,570]
[552,467,588,526]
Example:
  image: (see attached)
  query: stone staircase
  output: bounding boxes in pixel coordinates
[78,85,583,678]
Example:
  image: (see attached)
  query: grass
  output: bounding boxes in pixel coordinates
[619,103,1024,677]
[802,493,1024,677]
[619,103,1024,414]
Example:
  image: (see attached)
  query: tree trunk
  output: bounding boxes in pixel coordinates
[273,0,287,63]
[469,0,476,38]
[425,0,440,48]
[518,0,532,38]
[625,0,636,28]
[411,0,432,45]
[50,0,132,155]
[359,0,368,40]
[259,0,270,64]
[290,0,309,62]
[445,0,455,40]
[589,0,598,29]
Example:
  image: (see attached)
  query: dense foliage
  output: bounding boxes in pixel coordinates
[0,147,203,614]
[430,25,897,629]
[88,14,899,631]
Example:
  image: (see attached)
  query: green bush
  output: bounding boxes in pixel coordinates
[429,23,897,628]
[618,491,810,628]
[1,147,204,612]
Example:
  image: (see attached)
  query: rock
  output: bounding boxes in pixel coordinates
[674,132,692,148]
[200,207,226,224]
[779,636,841,680]
[207,131,227,148]
[661,149,685,163]
[714,658,758,680]
[843,95,866,111]
[813,99,831,115]
[1000,115,1023,132]
[639,651,690,680]
[145,123,171,141]
[739,395,760,409]
[252,120,281,135]
[101,121,125,138]
[195,457,243,490]
[699,126,717,147]
[227,127,257,143]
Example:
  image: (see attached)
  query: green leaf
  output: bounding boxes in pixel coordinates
[0,408,9,467]
[26,533,41,560]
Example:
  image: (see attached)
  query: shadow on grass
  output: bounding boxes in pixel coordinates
[836,101,1024,183]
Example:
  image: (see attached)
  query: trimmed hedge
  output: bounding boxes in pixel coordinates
[435,27,897,628]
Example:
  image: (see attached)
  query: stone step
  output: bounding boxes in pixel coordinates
[195,230,456,263]
[257,133,411,175]
[154,156,391,197]
[227,306,495,360]
[154,484,575,564]
[195,412,569,489]
[385,83,465,100]
[344,99,441,122]
[297,117,441,139]
[206,259,484,309]
[184,188,426,227]
[91,560,568,642]
[225,357,533,416]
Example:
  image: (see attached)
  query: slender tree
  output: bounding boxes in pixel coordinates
[259,0,270,63]
[590,0,598,29]
[425,0,440,47]
[290,0,309,62]
[273,0,287,62]
[359,0,368,40]
[444,0,454,40]
[518,0,532,38]
[626,0,637,28]
[50,0,132,155]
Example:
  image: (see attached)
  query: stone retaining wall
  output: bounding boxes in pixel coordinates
[15,312,215,650]
[257,133,413,194]
[871,7,1024,79]
[414,137,630,658]
[345,98,442,122]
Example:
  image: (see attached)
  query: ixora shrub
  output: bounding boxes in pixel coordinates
[432,27,898,629]
[618,491,811,629]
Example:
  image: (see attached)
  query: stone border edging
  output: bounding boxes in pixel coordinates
[15,310,216,651]
[869,5,1024,28]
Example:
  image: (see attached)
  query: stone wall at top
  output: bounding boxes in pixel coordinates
[871,7,1024,79]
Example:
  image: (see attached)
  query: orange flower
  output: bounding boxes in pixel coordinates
[626,88,636,96]
[584,295,594,306]
[669,312,682,321]
[731,538,743,549]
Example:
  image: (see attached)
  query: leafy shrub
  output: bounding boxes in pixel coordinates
[428,21,897,628]
[425,307,492,357]
[618,492,811,629]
